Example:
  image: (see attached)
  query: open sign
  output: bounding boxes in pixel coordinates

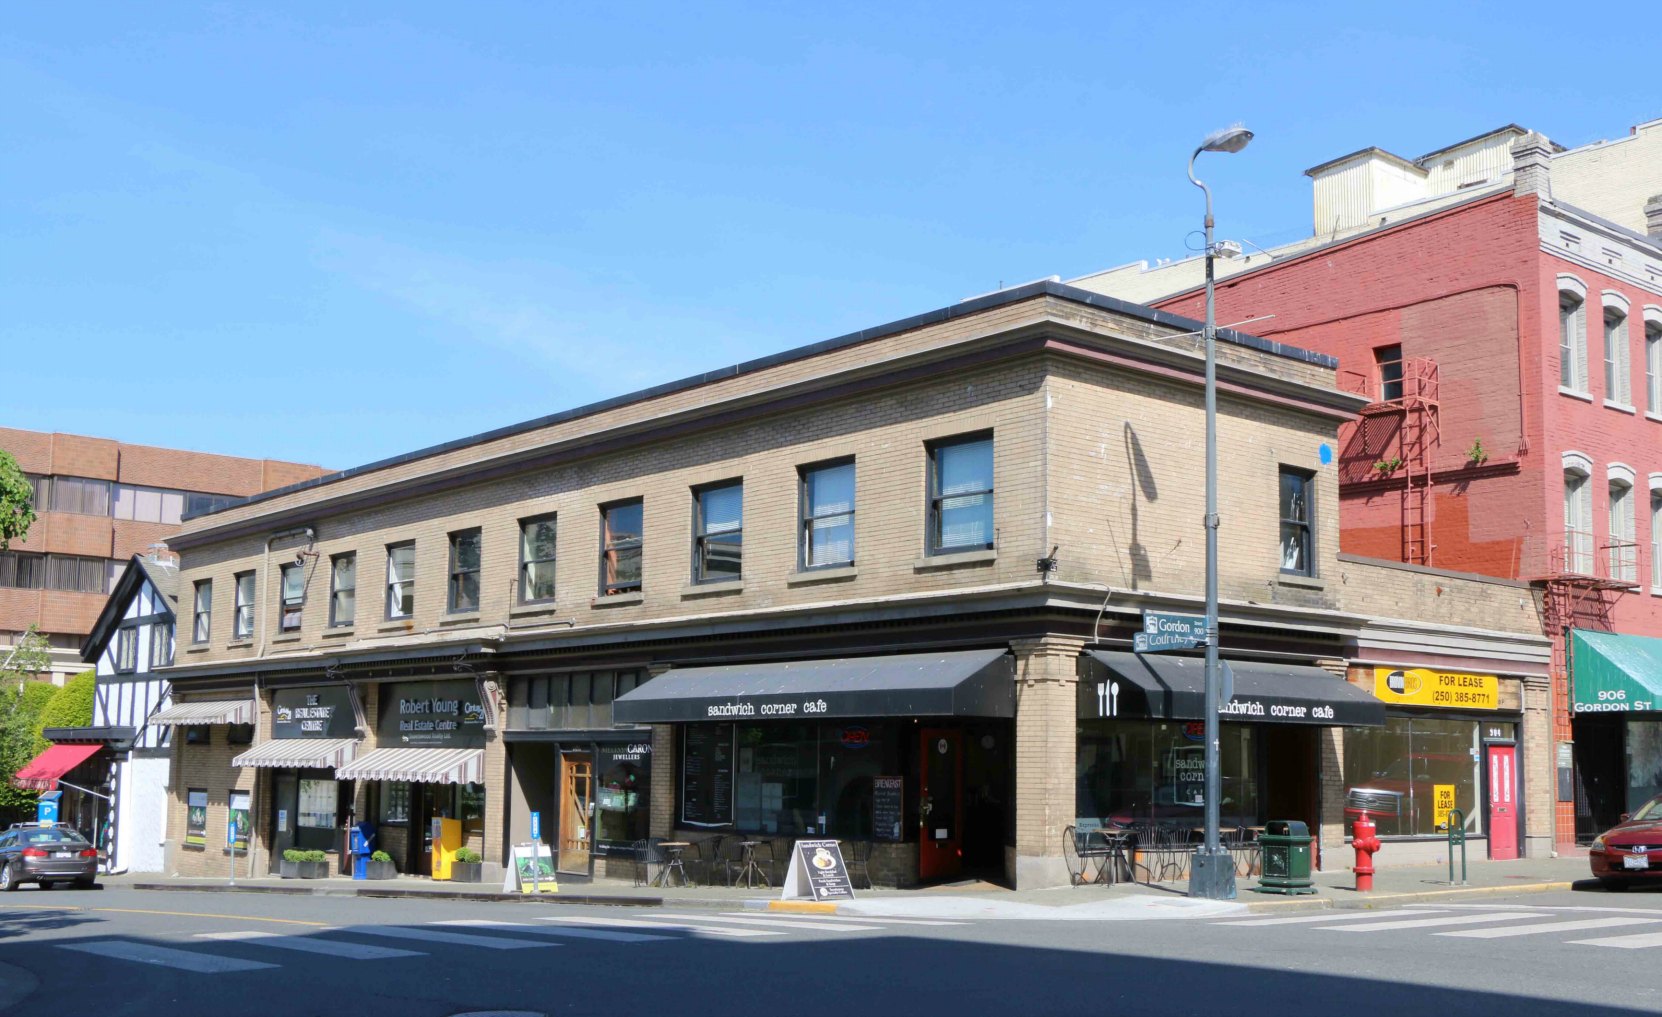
[839,725,870,749]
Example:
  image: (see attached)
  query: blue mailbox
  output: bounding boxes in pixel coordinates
[349,822,376,880]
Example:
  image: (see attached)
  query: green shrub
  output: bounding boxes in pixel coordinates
[454,847,481,864]
[370,850,392,863]
[36,670,95,739]
[283,849,328,863]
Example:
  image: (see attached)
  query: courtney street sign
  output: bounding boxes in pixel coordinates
[1133,611,1207,653]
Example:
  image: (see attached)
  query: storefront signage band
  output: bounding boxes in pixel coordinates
[378,679,487,748]
[1372,668,1498,711]
[272,685,357,739]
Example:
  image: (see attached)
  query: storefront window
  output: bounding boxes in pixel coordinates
[735,723,818,835]
[1076,720,1260,831]
[459,782,486,837]
[595,743,651,853]
[298,779,338,831]
[380,781,410,824]
[818,723,902,839]
[1344,716,1481,837]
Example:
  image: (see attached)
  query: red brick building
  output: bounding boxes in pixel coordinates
[0,427,325,679]
[1078,121,1662,850]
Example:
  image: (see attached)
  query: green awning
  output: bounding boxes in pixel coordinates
[1571,630,1662,714]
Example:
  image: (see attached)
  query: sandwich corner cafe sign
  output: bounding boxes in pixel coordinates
[1373,667,1498,711]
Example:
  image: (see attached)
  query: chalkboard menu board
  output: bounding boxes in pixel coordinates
[872,776,903,842]
[681,723,734,827]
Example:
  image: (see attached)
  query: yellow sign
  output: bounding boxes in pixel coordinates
[1373,668,1498,711]
[1433,784,1456,829]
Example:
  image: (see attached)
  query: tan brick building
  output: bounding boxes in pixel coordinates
[155,282,1549,889]
[0,427,325,680]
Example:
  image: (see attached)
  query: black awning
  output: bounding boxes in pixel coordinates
[1079,651,1385,727]
[613,649,1014,724]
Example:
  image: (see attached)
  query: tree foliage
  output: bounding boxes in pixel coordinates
[0,679,60,814]
[36,669,96,739]
[0,449,37,552]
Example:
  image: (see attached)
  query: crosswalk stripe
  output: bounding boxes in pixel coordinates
[61,940,278,974]
[1321,912,1551,933]
[1438,917,1662,939]
[726,912,965,927]
[651,912,884,933]
[1217,910,1452,927]
[434,920,670,943]
[195,931,424,959]
[1569,931,1662,950]
[344,925,556,950]
[537,916,778,938]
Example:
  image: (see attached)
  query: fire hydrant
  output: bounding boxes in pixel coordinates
[1353,813,1382,892]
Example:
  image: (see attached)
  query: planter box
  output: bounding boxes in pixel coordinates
[296,860,329,879]
[279,859,299,879]
[365,860,397,880]
[449,861,483,883]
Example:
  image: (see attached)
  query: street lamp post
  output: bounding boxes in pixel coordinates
[1186,124,1252,901]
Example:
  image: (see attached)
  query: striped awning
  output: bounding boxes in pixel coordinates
[149,699,254,727]
[335,747,484,785]
[232,738,358,770]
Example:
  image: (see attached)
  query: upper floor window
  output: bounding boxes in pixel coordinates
[1564,458,1594,574]
[518,516,557,604]
[386,542,415,619]
[192,579,212,643]
[800,459,855,570]
[113,485,185,525]
[1652,491,1662,591]
[233,571,255,639]
[1560,289,1587,391]
[151,621,174,668]
[47,555,112,594]
[448,529,482,613]
[1610,476,1638,582]
[693,482,743,583]
[1604,305,1631,405]
[115,627,137,673]
[279,562,305,632]
[0,552,45,590]
[23,474,48,510]
[1375,344,1404,402]
[927,433,994,555]
[184,492,239,517]
[1647,320,1662,415]
[1278,467,1315,576]
[48,476,111,516]
[600,500,643,596]
[330,553,356,627]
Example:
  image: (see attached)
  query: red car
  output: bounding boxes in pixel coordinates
[1590,794,1662,891]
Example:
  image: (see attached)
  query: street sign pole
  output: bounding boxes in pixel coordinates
[228,821,238,887]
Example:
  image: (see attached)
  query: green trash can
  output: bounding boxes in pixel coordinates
[1256,819,1315,895]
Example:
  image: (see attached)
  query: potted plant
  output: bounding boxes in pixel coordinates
[1373,455,1403,475]
[1466,439,1489,466]
[281,848,330,879]
[450,847,483,883]
[366,850,397,880]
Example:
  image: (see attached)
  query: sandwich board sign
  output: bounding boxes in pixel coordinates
[503,842,558,894]
[780,839,855,902]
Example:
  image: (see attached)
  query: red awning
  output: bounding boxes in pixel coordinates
[12,743,102,791]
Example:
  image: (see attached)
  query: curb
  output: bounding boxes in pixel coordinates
[1244,880,1576,913]
[131,882,661,907]
[753,899,839,914]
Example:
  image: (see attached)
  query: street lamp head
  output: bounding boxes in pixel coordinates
[1199,125,1253,154]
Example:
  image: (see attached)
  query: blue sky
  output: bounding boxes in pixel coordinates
[2,2,1650,471]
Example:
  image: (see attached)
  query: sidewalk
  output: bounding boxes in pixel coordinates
[117,854,1599,920]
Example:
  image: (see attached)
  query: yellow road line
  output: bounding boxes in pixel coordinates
[91,907,330,927]
[0,903,82,912]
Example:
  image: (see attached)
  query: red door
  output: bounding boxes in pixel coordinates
[918,729,963,882]
[1486,743,1518,860]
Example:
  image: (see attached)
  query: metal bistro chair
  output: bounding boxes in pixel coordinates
[841,840,874,891]
[687,834,725,887]
[632,837,667,888]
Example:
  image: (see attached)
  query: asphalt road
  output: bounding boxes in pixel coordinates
[4,885,1662,1016]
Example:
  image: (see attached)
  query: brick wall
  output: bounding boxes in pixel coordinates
[165,692,264,878]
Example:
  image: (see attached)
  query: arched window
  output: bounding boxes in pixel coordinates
[1559,276,1589,392]
[1604,292,1632,407]
[1646,307,1662,414]
[1563,452,1593,573]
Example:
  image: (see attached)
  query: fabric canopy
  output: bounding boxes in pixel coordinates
[335,747,484,785]
[232,738,358,770]
[13,743,102,791]
[1571,630,1662,714]
[612,649,1015,724]
[1080,651,1385,727]
[149,699,253,727]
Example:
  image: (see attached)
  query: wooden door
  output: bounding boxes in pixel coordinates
[1486,743,1519,860]
[559,753,593,875]
[918,729,963,882]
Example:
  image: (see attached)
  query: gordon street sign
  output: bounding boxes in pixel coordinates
[1133,611,1207,654]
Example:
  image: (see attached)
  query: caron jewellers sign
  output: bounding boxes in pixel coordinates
[379,679,487,748]
[272,685,357,739]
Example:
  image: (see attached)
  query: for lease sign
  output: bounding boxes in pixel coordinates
[1373,668,1498,711]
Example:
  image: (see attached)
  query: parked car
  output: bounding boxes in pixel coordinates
[0,824,98,890]
[1590,794,1662,891]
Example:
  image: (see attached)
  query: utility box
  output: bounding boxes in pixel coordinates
[430,818,462,880]
[349,822,376,880]
[36,791,62,826]
[1257,819,1315,895]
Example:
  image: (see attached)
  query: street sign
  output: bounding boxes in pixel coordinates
[530,810,541,842]
[1133,611,1207,653]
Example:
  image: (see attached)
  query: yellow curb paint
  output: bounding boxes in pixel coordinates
[767,901,839,914]
[92,908,330,927]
